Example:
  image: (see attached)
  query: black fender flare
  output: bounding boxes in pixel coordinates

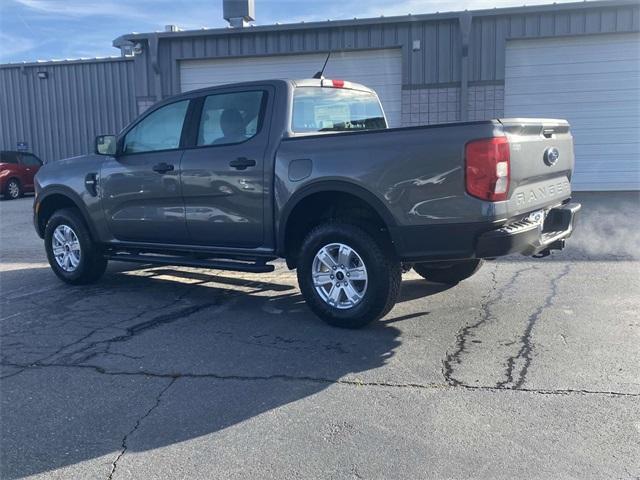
[276,180,399,256]
[35,186,99,240]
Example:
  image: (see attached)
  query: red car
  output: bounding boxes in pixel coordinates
[0,151,43,200]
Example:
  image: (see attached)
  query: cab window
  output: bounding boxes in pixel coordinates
[123,100,189,154]
[292,87,386,133]
[197,91,265,146]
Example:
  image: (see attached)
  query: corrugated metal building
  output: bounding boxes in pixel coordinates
[0,57,137,163]
[1,0,638,189]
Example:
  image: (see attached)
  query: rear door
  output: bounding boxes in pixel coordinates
[180,87,272,247]
[18,153,43,191]
[100,99,191,243]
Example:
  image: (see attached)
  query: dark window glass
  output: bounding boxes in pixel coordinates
[123,100,189,154]
[197,91,265,146]
[0,152,19,164]
[20,154,42,166]
[292,87,386,133]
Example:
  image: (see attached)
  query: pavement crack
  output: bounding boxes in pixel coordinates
[107,377,176,480]
[441,264,535,386]
[54,301,219,366]
[496,264,572,390]
[3,360,638,398]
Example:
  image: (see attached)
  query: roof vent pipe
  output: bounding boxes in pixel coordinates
[223,0,255,28]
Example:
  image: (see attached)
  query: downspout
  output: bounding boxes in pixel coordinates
[149,33,162,101]
[459,12,472,122]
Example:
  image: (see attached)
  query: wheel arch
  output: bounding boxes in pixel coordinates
[36,187,98,240]
[277,180,399,265]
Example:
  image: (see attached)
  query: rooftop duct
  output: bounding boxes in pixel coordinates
[223,0,255,28]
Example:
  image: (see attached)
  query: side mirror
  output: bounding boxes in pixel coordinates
[95,135,117,156]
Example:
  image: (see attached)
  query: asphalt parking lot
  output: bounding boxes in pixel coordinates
[1,192,638,479]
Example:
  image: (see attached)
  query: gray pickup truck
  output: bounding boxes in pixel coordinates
[34,78,580,328]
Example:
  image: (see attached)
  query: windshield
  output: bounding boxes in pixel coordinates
[292,87,386,133]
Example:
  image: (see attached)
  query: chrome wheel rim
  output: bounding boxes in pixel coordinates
[312,242,368,310]
[52,225,81,272]
[8,181,19,198]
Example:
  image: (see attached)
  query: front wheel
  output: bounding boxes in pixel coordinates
[413,259,484,285]
[297,223,401,329]
[44,208,108,285]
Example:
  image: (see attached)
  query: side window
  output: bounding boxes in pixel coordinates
[123,100,189,154]
[21,154,42,167]
[197,91,265,146]
[0,152,19,164]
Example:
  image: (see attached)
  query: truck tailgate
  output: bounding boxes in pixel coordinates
[499,118,574,216]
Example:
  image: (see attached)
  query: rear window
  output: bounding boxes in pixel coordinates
[292,87,386,133]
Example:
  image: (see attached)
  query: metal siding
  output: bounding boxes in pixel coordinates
[0,59,136,162]
[505,33,640,191]
[180,49,403,127]
[1,1,638,164]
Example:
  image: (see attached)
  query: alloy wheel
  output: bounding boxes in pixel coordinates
[312,242,368,309]
[52,224,82,272]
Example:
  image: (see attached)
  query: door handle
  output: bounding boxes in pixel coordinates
[152,162,174,174]
[229,157,256,170]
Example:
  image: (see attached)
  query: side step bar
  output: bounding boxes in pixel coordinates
[105,252,275,273]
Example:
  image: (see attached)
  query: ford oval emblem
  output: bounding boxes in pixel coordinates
[544,147,560,166]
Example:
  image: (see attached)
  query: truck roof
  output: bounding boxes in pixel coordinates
[291,78,376,93]
[172,78,376,103]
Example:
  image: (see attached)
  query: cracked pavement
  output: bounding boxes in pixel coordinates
[1,192,639,479]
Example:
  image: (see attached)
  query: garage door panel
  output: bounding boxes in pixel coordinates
[505,40,639,65]
[180,49,402,127]
[506,59,638,77]
[505,33,640,191]
[506,74,639,95]
[505,89,638,106]
[501,103,638,117]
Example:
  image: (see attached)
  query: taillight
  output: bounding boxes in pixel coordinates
[465,137,510,202]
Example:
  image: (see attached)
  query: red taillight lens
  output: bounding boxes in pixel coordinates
[465,137,510,202]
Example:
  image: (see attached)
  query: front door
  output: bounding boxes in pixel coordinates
[180,88,271,247]
[100,99,190,244]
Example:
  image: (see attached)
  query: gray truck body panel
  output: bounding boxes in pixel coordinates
[34,79,576,263]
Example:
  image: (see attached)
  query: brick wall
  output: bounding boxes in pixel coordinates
[401,87,460,127]
[400,84,505,126]
[467,85,504,121]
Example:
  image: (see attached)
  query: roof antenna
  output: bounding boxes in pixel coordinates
[313,51,331,79]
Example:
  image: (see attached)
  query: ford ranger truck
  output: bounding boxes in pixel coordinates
[33,78,581,328]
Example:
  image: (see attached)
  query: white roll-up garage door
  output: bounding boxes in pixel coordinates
[505,33,640,191]
[180,49,402,127]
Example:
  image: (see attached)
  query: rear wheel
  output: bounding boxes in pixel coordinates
[413,259,484,285]
[44,208,108,285]
[4,179,21,200]
[297,223,401,328]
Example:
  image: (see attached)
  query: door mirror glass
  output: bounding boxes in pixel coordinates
[96,135,117,156]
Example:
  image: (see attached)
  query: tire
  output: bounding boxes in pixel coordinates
[413,259,484,285]
[297,222,401,329]
[44,208,108,285]
[3,178,22,200]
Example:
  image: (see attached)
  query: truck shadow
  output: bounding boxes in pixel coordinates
[0,265,444,479]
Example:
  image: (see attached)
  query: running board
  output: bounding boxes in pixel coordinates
[105,252,275,273]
